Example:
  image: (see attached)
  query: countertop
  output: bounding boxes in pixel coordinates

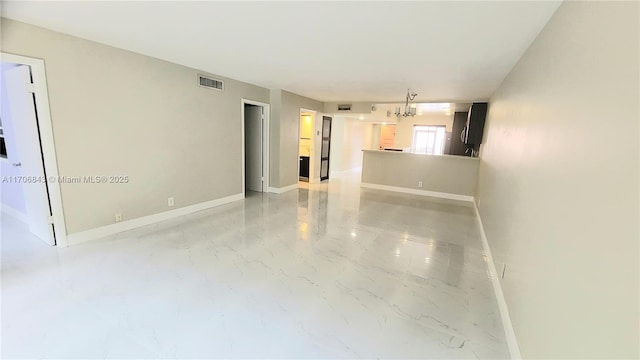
[362,149,479,161]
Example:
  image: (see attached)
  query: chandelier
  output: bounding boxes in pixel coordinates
[395,89,418,117]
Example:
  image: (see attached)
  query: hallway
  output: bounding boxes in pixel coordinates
[2,175,508,358]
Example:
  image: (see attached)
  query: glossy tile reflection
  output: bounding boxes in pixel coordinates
[2,173,509,359]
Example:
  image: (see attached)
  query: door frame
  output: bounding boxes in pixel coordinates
[1,52,68,246]
[241,98,270,196]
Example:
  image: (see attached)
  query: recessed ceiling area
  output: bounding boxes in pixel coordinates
[339,102,471,124]
[376,103,471,116]
[2,1,561,102]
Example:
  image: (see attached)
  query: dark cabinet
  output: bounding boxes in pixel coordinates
[299,156,309,179]
[464,102,488,148]
[449,112,469,156]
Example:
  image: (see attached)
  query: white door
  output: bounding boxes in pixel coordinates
[244,104,263,192]
[5,65,54,245]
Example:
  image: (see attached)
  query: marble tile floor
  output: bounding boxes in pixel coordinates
[1,174,509,359]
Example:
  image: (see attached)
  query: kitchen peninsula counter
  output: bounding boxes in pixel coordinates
[361,150,479,201]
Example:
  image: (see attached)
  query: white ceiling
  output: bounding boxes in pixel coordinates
[2,1,561,102]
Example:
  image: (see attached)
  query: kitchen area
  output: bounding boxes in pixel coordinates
[316,98,489,201]
[356,101,488,201]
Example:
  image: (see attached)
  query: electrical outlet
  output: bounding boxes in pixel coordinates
[418,181,423,188]
[168,197,175,207]
[115,212,122,222]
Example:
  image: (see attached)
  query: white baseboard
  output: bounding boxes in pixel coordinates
[1,204,28,224]
[67,193,243,246]
[473,201,522,359]
[360,182,474,202]
[267,183,299,194]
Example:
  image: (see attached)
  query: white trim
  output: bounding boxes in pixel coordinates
[473,201,522,359]
[1,204,29,224]
[267,183,299,194]
[67,193,243,246]
[241,99,270,195]
[1,52,68,246]
[360,182,474,202]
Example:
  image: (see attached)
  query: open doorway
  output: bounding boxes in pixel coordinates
[0,54,66,246]
[379,124,396,150]
[298,111,314,183]
[242,99,269,195]
[298,110,331,184]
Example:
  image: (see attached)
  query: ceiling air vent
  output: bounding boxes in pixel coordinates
[198,75,224,91]
[337,104,352,111]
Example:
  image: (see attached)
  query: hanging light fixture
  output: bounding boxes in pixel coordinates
[395,89,418,117]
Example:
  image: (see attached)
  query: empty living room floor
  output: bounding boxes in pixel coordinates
[1,174,509,359]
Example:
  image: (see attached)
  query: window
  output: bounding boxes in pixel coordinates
[0,116,6,159]
[412,125,446,155]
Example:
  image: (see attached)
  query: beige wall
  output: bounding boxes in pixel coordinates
[394,113,453,149]
[270,90,323,187]
[341,119,373,171]
[476,2,639,358]
[299,114,313,157]
[1,18,270,234]
[299,114,313,139]
[380,124,396,149]
[329,117,374,173]
[371,124,381,150]
[268,89,282,186]
[329,118,345,174]
[362,151,479,196]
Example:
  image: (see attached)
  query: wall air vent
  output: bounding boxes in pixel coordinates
[198,75,224,91]
[337,104,352,111]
